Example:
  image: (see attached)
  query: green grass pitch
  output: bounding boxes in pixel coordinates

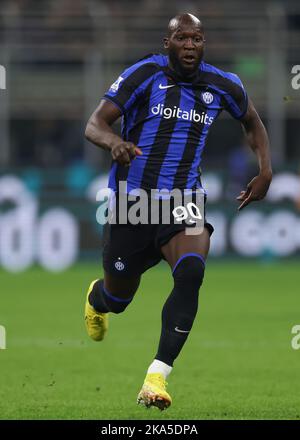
[0,261,300,420]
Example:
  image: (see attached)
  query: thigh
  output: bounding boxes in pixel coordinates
[104,270,141,300]
[103,222,152,277]
[161,227,210,270]
[102,222,159,299]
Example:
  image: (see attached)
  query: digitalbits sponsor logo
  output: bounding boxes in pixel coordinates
[151,103,214,125]
[201,91,214,104]
[0,326,6,349]
[0,65,6,90]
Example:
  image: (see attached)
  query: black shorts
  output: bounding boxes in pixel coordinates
[102,192,214,278]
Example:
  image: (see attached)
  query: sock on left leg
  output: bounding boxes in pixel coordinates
[89,279,134,314]
[89,279,109,313]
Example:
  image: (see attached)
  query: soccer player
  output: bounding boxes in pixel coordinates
[84,13,272,410]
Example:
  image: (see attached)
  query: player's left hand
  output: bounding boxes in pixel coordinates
[236,172,272,211]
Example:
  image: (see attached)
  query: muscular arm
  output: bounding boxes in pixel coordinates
[85,99,142,166]
[236,98,272,210]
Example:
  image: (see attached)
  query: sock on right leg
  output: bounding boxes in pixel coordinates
[89,279,134,314]
[89,279,109,313]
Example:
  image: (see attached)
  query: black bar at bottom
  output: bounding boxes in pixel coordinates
[0,420,300,437]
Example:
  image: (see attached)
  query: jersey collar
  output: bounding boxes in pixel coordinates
[162,62,208,89]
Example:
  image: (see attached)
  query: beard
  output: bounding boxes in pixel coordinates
[168,49,202,81]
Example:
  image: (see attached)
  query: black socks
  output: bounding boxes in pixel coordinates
[89,254,205,367]
[89,279,133,314]
[155,255,205,367]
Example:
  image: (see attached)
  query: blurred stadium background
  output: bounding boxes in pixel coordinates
[0,0,300,270]
[0,0,300,420]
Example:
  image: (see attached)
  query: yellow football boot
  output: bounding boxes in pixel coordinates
[137,373,172,411]
[84,279,108,341]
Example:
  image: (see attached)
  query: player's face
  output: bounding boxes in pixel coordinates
[164,25,205,76]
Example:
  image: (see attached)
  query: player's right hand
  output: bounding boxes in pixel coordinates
[111,142,142,167]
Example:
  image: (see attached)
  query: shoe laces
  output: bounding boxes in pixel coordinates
[86,312,104,325]
[149,373,167,389]
[91,314,103,324]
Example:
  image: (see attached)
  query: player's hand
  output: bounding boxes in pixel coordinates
[236,172,272,211]
[111,142,142,167]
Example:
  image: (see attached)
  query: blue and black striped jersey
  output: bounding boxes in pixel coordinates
[103,53,248,193]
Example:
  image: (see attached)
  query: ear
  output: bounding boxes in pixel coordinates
[163,37,169,49]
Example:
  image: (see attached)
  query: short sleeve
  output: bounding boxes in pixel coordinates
[103,62,159,115]
[223,73,248,119]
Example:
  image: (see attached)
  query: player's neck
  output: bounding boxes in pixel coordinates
[167,59,200,83]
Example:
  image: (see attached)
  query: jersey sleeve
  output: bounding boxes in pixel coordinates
[222,73,248,119]
[103,61,158,115]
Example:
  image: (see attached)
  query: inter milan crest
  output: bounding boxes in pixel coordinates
[115,258,125,271]
[201,91,214,104]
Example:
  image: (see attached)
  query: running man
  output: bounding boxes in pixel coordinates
[84,13,272,411]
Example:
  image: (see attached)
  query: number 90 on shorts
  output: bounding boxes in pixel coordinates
[172,193,205,236]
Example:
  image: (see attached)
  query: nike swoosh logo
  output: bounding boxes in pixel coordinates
[175,327,190,334]
[159,84,175,90]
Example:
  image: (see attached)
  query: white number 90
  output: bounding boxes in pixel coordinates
[172,202,203,224]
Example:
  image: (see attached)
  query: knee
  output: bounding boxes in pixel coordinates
[172,254,205,290]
